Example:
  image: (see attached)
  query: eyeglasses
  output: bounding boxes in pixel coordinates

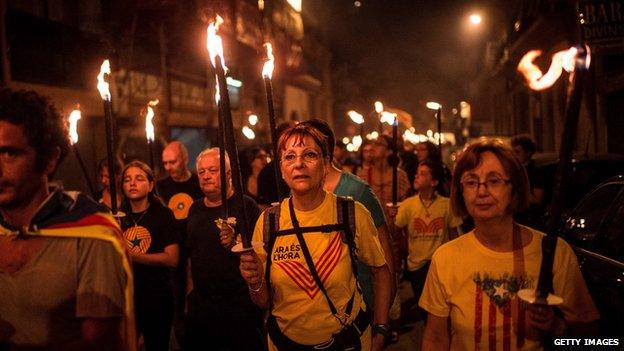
[461,177,511,191]
[281,151,321,165]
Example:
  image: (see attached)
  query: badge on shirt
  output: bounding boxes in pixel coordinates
[168,193,194,219]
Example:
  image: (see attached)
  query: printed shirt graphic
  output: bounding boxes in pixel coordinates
[123,226,152,254]
[252,192,386,346]
[419,228,599,351]
[394,195,461,271]
[168,193,194,219]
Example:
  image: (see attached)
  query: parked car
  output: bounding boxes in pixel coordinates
[536,153,624,213]
[562,175,624,337]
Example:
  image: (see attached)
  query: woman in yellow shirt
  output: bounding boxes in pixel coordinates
[239,124,393,350]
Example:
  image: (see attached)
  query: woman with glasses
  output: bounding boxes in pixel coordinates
[419,139,598,350]
[239,124,393,350]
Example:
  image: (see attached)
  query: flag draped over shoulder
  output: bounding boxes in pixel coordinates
[0,189,136,351]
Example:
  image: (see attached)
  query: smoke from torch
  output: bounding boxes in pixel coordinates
[97,60,111,101]
[145,99,159,143]
[262,43,275,79]
[68,109,82,145]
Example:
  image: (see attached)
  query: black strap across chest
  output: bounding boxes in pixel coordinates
[263,196,360,323]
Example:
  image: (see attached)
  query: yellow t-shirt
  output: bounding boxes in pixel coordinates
[394,195,462,271]
[252,192,386,348]
[419,227,599,351]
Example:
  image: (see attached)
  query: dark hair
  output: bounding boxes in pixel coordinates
[300,119,335,161]
[97,157,124,176]
[418,160,445,194]
[120,160,164,211]
[242,147,266,181]
[450,139,530,218]
[511,134,536,156]
[418,141,442,163]
[277,124,329,161]
[0,88,70,174]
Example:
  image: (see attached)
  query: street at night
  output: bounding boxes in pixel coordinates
[1,0,623,350]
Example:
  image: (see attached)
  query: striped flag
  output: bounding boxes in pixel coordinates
[472,272,532,351]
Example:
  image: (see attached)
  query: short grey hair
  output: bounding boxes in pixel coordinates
[195,147,230,170]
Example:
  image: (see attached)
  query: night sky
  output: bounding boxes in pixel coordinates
[323,0,502,129]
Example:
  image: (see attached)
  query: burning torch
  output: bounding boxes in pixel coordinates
[97,59,122,217]
[207,15,259,252]
[145,99,159,170]
[347,110,365,166]
[68,107,97,198]
[262,42,285,200]
[380,111,400,206]
[516,45,591,309]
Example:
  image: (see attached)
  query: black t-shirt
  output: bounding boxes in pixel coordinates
[186,194,260,296]
[156,174,203,243]
[121,202,179,298]
[256,161,289,205]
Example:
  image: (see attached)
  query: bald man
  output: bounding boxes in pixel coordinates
[156,141,203,345]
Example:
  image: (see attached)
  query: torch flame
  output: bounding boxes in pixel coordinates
[207,15,227,72]
[145,99,159,143]
[242,126,256,140]
[374,101,383,114]
[347,110,364,124]
[262,43,275,79]
[97,59,111,101]
[380,111,397,125]
[68,109,82,145]
[215,81,221,104]
[518,46,591,91]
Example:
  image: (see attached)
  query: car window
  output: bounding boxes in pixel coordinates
[592,195,624,262]
[565,182,624,248]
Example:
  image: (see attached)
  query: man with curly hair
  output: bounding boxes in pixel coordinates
[0,88,134,350]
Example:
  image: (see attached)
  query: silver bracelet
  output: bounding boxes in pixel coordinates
[248,280,264,293]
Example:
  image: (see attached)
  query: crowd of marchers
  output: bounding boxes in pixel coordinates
[1,88,599,351]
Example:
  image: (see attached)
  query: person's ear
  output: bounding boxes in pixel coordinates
[43,147,61,177]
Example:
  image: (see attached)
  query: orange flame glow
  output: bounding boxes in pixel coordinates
[262,43,275,79]
[68,108,82,145]
[374,101,383,114]
[97,59,111,101]
[380,111,397,125]
[206,15,227,72]
[518,46,591,91]
[145,99,159,143]
[347,110,364,124]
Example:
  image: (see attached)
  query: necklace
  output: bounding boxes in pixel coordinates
[130,210,148,227]
[419,193,437,218]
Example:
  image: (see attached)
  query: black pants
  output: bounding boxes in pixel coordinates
[184,290,265,351]
[135,294,174,351]
[405,261,431,304]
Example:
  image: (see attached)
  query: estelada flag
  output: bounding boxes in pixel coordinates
[0,189,136,351]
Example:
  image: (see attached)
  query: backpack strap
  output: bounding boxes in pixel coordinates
[336,196,358,281]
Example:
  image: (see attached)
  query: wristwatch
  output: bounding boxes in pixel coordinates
[372,324,391,339]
